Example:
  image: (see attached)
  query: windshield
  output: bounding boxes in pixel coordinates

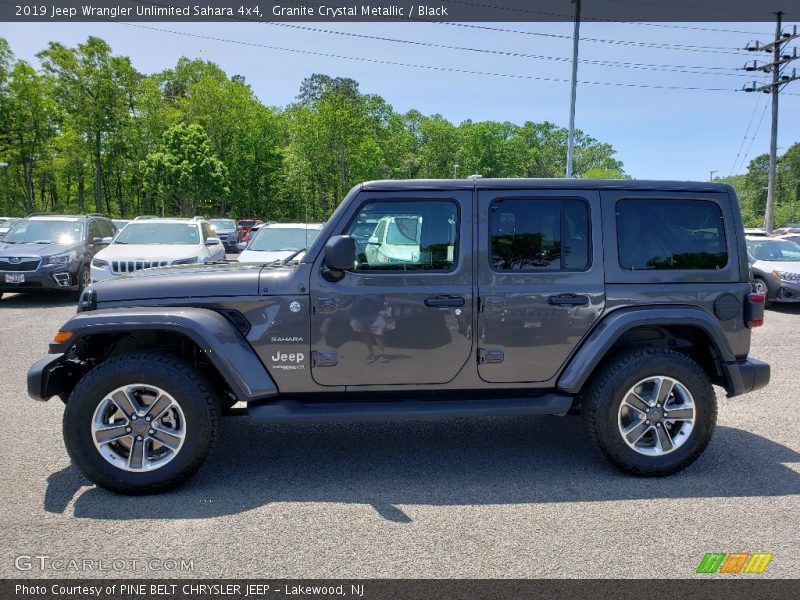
[249,227,320,252]
[210,219,236,230]
[3,219,82,244]
[747,239,800,262]
[114,222,200,245]
[112,220,130,229]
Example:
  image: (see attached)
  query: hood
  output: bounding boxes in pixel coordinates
[0,241,79,257]
[90,262,307,305]
[96,244,199,262]
[93,263,264,304]
[753,260,800,274]
[238,249,295,263]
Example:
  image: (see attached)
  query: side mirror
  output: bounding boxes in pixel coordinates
[93,236,113,245]
[205,237,221,246]
[324,235,356,277]
[237,242,247,251]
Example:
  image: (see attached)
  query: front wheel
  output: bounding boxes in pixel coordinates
[63,353,218,494]
[753,277,772,307]
[582,347,717,476]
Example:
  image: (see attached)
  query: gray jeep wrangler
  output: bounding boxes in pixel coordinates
[28,179,770,494]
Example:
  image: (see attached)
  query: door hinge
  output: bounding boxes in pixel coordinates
[478,347,505,365]
[312,350,338,367]
[480,296,505,312]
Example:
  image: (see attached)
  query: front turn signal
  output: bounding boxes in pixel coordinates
[53,331,73,343]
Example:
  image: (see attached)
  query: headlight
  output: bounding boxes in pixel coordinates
[773,270,800,282]
[172,257,199,265]
[45,251,77,266]
[92,258,108,268]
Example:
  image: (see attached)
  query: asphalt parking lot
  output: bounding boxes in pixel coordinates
[0,292,798,579]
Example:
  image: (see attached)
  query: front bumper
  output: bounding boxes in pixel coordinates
[773,280,800,303]
[0,266,79,292]
[28,353,68,401]
[722,358,770,397]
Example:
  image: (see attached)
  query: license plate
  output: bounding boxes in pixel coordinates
[5,273,24,284]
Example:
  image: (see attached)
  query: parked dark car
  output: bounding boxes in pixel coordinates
[29,180,768,493]
[208,218,240,252]
[0,213,116,299]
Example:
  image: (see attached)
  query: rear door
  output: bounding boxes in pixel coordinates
[309,190,473,387]
[476,188,605,383]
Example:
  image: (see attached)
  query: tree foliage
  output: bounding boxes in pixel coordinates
[0,36,634,222]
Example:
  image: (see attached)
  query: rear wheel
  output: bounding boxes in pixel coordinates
[753,277,772,306]
[63,353,218,494]
[582,347,716,476]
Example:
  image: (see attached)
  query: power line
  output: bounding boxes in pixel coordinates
[265,22,754,78]
[117,22,740,93]
[729,93,769,175]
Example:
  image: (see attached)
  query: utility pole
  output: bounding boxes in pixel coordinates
[743,16,800,232]
[565,0,581,178]
[709,170,717,182]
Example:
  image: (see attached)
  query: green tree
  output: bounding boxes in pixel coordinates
[141,123,229,217]
[3,60,58,213]
[38,37,140,213]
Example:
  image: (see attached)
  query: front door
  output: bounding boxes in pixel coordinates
[477,188,605,383]
[310,191,473,387]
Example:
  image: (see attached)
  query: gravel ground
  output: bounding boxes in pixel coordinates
[0,291,798,579]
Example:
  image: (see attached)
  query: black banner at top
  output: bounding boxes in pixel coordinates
[2,0,800,23]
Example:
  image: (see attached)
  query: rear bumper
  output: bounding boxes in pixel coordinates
[722,358,770,397]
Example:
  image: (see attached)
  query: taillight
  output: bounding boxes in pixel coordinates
[746,292,765,328]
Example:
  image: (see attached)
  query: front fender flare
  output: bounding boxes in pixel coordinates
[49,307,278,401]
[556,306,737,395]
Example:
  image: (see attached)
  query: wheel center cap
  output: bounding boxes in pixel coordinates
[131,419,148,435]
[647,407,663,423]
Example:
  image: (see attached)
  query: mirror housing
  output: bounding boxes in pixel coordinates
[324,235,356,275]
[205,237,221,246]
[93,236,113,245]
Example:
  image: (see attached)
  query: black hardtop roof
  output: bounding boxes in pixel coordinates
[360,178,732,193]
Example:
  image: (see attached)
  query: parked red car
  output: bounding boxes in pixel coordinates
[237,219,262,242]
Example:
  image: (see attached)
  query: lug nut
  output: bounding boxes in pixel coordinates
[148,429,154,435]
[145,416,151,422]
[125,427,131,433]
[645,420,650,425]
[136,435,142,440]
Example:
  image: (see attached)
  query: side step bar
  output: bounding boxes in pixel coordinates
[248,394,574,424]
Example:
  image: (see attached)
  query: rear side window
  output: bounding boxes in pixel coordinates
[616,199,727,270]
[489,198,590,271]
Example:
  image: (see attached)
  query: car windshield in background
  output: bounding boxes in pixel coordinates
[238,220,257,228]
[747,239,800,262]
[249,228,320,252]
[210,219,236,230]
[2,220,82,245]
[114,223,199,245]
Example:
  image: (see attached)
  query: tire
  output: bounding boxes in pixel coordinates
[753,277,772,307]
[63,352,218,494]
[582,347,716,477]
[77,264,91,293]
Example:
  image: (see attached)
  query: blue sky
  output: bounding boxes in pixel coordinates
[2,19,799,180]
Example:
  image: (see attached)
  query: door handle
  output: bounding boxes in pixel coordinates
[425,295,466,308]
[548,293,590,306]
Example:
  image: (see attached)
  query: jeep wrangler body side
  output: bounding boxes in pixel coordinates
[28,179,769,492]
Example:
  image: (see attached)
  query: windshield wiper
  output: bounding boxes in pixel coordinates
[282,248,307,264]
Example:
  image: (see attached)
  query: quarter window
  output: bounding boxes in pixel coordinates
[616,199,728,270]
[346,201,458,271]
[489,198,590,271]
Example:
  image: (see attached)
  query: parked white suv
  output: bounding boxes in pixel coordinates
[91,217,225,282]
[238,223,323,263]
